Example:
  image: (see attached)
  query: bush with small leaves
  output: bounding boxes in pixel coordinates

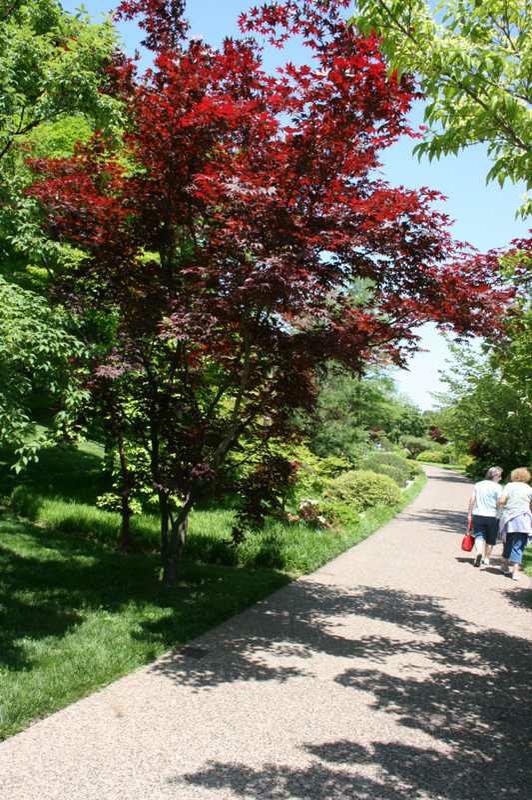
[287,444,351,500]
[325,469,401,512]
[359,451,420,486]
[400,436,440,458]
[320,500,361,528]
[417,450,449,463]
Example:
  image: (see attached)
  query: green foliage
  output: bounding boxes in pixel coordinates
[0,279,88,468]
[437,334,532,475]
[320,499,361,528]
[0,3,121,470]
[400,435,440,458]
[353,0,532,216]
[417,450,450,463]
[0,1,120,281]
[325,469,401,511]
[287,443,351,500]
[359,451,421,486]
[368,462,406,486]
[302,366,425,463]
[0,1,118,163]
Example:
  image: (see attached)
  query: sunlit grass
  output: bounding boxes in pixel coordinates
[0,512,289,741]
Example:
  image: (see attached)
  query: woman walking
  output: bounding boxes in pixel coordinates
[498,468,532,582]
[468,466,503,568]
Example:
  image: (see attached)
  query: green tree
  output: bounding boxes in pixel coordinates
[437,348,531,475]
[0,276,88,470]
[303,366,424,461]
[352,0,532,215]
[437,238,531,473]
[0,0,120,278]
[0,0,117,165]
[0,2,120,467]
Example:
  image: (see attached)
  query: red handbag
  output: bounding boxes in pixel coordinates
[461,532,474,552]
[461,518,474,551]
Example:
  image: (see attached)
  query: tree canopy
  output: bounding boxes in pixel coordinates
[352,0,532,216]
[0,0,118,165]
[436,237,531,474]
[0,0,120,278]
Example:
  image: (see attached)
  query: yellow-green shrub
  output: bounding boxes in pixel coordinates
[325,469,401,511]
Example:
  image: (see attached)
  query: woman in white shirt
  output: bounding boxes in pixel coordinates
[498,467,532,582]
[467,466,503,569]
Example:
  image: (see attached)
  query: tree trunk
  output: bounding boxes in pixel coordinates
[160,492,171,580]
[116,432,134,551]
[118,494,133,551]
[162,497,192,587]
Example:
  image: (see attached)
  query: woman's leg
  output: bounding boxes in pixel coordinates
[473,534,485,566]
[502,533,513,572]
[506,533,527,581]
[481,518,498,566]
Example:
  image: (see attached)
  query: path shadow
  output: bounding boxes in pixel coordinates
[165,580,532,799]
[403,508,468,536]
[455,558,507,572]
[170,759,407,799]
[502,585,532,611]
[426,472,471,486]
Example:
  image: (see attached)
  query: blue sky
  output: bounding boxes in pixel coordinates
[65,1,529,408]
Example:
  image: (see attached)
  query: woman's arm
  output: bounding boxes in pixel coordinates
[497,494,508,508]
[468,490,476,518]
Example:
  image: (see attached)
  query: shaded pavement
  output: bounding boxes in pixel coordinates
[1,467,531,799]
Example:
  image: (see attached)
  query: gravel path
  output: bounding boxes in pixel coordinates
[1,466,531,800]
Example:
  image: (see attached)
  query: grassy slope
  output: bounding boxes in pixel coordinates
[0,443,426,741]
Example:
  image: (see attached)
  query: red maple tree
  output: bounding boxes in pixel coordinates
[30,0,512,582]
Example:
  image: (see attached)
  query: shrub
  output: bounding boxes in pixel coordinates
[372,463,407,486]
[325,469,401,511]
[401,436,440,458]
[320,500,360,528]
[417,450,449,463]
[359,451,421,486]
[286,444,350,500]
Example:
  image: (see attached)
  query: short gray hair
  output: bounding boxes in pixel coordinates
[485,466,502,480]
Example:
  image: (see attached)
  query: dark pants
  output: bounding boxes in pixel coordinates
[472,515,498,546]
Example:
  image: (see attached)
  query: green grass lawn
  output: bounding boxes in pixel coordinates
[523,547,532,578]
[0,512,288,741]
[0,442,426,741]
